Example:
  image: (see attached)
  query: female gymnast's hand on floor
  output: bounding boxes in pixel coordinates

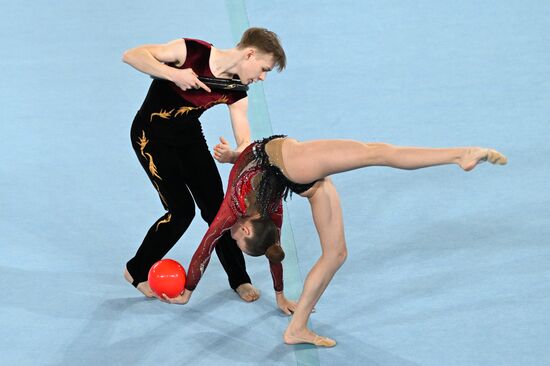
[161,289,193,305]
[276,292,298,315]
[213,136,237,164]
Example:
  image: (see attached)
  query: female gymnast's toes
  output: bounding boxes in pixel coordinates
[283,329,336,348]
[486,149,508,165]
[459,147,507,171]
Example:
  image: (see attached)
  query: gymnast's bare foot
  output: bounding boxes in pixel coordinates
[459,148,507,171]
[124,267,155,298]
[236,283,260,302]
[283,327,336,348]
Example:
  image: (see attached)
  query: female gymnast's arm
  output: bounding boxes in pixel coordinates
[161,197,238,304]
[269,202,298,314]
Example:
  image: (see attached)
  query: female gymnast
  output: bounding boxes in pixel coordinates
[161,135,507,347]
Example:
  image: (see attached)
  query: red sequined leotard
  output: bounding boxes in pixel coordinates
[185,142,284,291]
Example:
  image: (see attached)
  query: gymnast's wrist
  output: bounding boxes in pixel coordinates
[230,150,240,164]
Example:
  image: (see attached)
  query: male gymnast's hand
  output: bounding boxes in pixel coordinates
[172,68,211,92]
[161,289,193,305]
[213,136,237,164]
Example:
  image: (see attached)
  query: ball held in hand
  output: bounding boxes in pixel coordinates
[148,259,187,298]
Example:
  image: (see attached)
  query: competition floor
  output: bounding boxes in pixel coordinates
[1,1,549,365]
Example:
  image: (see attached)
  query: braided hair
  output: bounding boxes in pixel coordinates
[254,135,292,218]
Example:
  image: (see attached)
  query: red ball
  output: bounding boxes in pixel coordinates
[148,259,187,298]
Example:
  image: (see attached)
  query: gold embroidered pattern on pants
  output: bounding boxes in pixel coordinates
[136,131,162,180]
[153,181,168,208]
[150,108,174,122]
[155,213,172,231]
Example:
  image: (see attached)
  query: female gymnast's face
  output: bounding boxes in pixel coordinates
[238,49,275,85]
[230,218,254,255]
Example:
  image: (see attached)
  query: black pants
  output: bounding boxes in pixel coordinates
[126,111,251,290]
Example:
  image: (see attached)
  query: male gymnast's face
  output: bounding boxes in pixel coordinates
[238,48,275,85]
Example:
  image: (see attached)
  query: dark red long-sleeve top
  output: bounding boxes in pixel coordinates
[185,142,284,292]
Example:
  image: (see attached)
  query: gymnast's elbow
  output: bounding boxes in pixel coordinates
[122,47,142,65]
[121,49,133,64]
